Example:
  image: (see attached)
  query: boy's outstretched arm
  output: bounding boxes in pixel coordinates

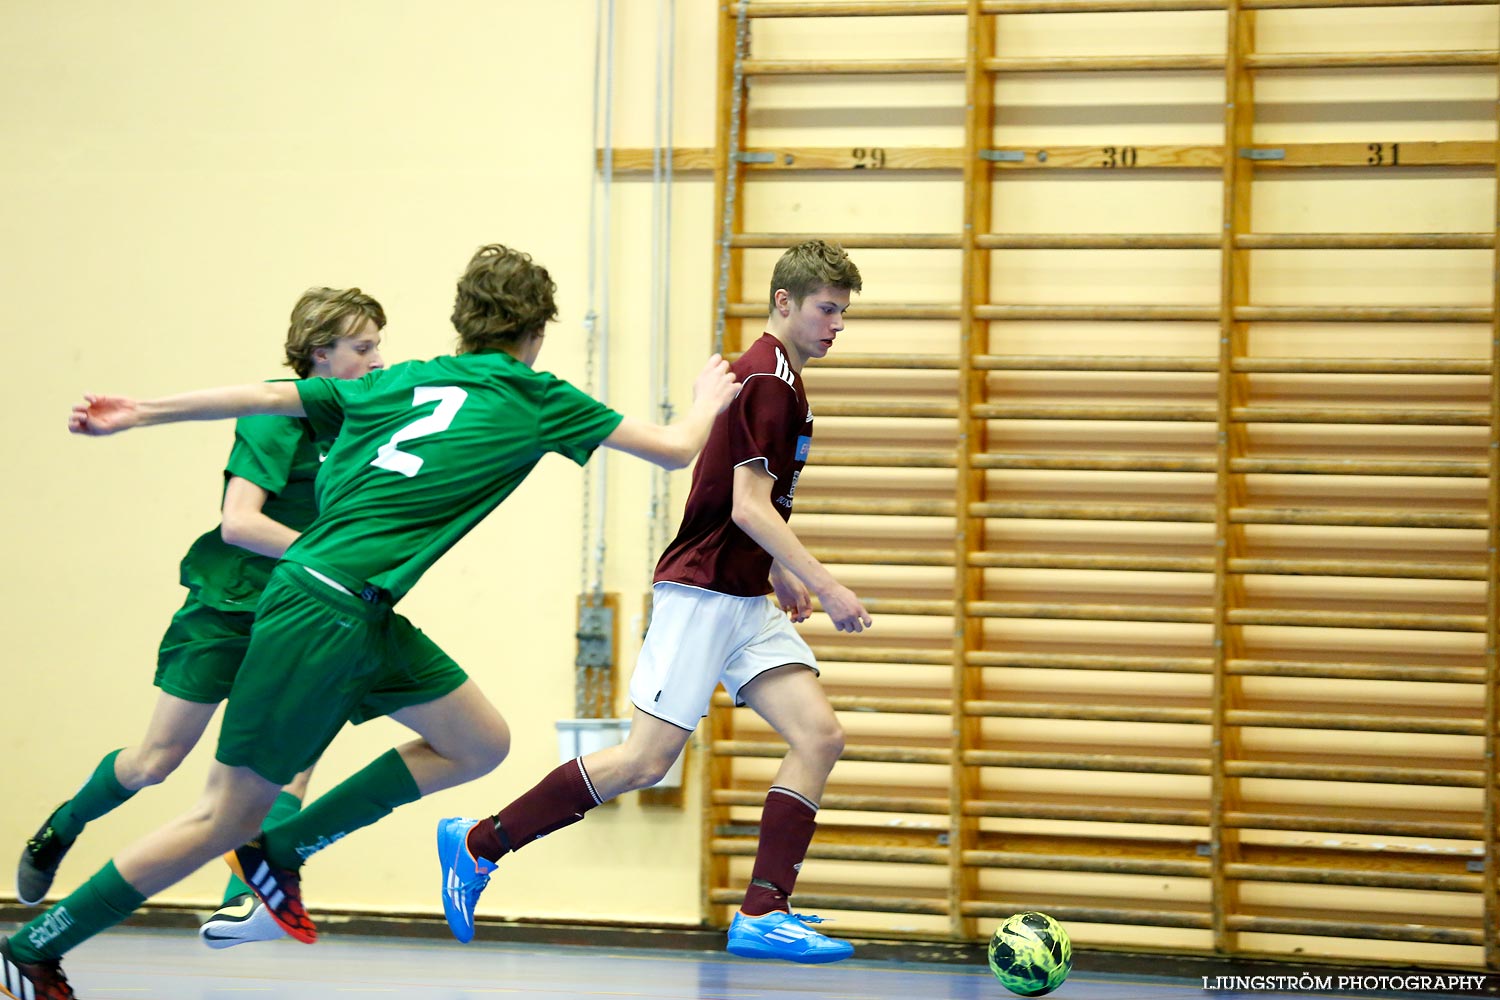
[600,354,738,470]
[68,382,305,436]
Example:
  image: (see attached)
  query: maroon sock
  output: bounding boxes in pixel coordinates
[741,786,819,916]
[467,757,603,863]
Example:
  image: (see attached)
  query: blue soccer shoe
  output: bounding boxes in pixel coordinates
[437,818,495,944]
[726,910,854,964]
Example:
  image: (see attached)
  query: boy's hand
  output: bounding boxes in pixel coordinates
[692,354,739,415]
[69,394,142,436]
[769,562,813,623]
[817,582,873,634]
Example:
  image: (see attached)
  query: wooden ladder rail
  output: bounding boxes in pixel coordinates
[947,0,994,945]
[605,140,1496,172]
[700,0,749,931]
[1212,0,1248,959]
[1486,18,1500,967]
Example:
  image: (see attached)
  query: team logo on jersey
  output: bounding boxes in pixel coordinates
[779,467,802,509]
[795,435,812,462]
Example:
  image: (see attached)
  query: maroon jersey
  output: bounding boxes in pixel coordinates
[654,333,812,596]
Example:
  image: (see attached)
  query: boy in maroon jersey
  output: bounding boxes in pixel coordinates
[438,241,870,963]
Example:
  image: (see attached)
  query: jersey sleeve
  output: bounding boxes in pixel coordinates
[727,374,801,474]
[224,415,304,495]
[294,375,348,442]
[296,367,385,442]
[538,376,625,466]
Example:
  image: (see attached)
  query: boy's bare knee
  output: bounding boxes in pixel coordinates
[450,720,510,781]
[790,718,844,767]
[823,720,846,760]
[624,752,678,791]
[476,727,510,774]
[177,801,259,854]
[131,743,193,787]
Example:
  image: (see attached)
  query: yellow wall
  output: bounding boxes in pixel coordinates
[0,1,722,924]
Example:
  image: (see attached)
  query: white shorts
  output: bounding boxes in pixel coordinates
[628,582,819,732]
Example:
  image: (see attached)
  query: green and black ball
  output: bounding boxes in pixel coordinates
[987,911,1072,997]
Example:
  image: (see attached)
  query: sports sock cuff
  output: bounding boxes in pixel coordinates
[262,790,304,832]
[94,861,148,915]
[99,749,133,798]
[264,749,421,869]
[574,757,603,806]
[53,749,136,840]
[768,785,819,814]
[491,758,603,854]
[374,748,423,805]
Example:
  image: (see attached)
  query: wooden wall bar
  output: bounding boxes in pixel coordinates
[642,0,1499,969]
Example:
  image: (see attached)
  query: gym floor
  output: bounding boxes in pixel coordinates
[6,925,1471,1000]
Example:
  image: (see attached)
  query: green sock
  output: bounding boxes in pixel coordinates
[261,750,420,871]
[8,861,146,963]
[221,790,303,905]
[52,749,136,842]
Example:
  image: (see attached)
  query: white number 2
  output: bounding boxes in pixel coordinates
[369,386,469,478]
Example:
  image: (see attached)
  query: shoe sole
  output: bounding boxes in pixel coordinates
[224,849,317,945]
[200,896,287,950]
[16,860,49,907]
[726,941,853,965]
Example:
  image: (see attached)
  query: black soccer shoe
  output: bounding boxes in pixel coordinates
[15,809,73,907]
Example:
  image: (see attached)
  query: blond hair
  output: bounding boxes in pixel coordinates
[284,287,386,378]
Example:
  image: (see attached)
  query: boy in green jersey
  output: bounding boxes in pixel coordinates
[0,244,736,1000]
[15,287,387,953]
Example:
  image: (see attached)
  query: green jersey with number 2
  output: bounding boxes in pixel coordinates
[289,351,623,603]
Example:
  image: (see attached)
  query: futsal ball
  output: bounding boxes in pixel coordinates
[987,911,1072,997]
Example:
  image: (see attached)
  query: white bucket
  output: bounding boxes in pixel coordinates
[554,718,684,790]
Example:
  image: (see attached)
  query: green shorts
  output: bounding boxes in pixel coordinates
[155,595,256,704]
[216,563,469,785]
